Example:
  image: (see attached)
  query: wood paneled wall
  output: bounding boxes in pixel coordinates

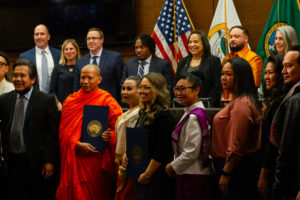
[6,0,274,76]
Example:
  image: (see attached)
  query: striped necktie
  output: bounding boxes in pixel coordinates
[138,61,147,77]
[41,50,49,92]
[92,56,98,66]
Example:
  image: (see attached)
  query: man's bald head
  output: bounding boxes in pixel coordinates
[80,64,102,93]
[34,24,50,49]
[81,64,101,76]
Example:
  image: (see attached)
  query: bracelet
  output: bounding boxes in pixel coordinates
[221,169,232,176]
[119,166,126,172]
[144,174,151,180]
[118,170,126,177]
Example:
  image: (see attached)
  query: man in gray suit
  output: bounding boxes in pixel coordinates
[121,34,174,91]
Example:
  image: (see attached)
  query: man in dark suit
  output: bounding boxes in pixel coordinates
[19,24,61,92]
[73,27,124,103]
[121,34,174,91]
[0,59,59,200]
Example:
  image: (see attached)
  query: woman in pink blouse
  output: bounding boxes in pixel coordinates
[211,57,261,200]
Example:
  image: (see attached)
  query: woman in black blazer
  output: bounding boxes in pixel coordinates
[175,30,222,107]
[49,39,81,110]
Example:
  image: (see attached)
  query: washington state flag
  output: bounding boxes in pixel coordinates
[256,0,300,85]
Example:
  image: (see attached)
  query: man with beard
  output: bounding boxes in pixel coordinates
[222,26,263,99]
[0,59,59,199]
[56,64,122,200]
[270,45,300,200]
[121,34,173,91]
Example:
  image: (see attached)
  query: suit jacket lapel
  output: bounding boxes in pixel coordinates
[31,48,37,66]
[134,57,139,72]
[8,91,17,129]
[99,49,108,67]
[49,47,58,64]
[149,56,156,72]
[24,87,39,124]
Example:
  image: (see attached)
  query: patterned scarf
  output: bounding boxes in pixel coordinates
[172,107,210,167]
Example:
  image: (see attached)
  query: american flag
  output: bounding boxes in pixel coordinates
[152,0,194,74]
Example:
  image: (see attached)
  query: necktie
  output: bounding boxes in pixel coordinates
[10,96,25,152]
[92,56,98,66]
[41,50,49,92]
[138,61,147,77]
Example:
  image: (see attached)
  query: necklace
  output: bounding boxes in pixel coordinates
[192,57,201,62]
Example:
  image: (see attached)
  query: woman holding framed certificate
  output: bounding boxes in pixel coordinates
[115,76,141,200]
[133,72,175,200]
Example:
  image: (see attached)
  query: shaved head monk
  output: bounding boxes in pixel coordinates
[56,64,123,200]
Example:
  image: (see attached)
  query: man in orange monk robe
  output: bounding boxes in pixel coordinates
[56,64,123,200]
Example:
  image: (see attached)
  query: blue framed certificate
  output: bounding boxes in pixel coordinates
[126,127,149,179]
[80,105,109,152]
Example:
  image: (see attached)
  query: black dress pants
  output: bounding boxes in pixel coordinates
[7,153,56,200]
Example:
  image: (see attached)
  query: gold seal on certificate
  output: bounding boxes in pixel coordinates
[132,145,143,164]
[87,120,102,137]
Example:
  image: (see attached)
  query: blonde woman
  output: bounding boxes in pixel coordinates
[49,39,81,109]
[133,72,175,200]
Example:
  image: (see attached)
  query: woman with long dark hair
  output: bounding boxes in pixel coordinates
[257,54,285,200]
[211,57,261,200]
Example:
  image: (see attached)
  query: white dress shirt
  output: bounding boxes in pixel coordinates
[89,48,103,66]
[171,101,212,175]
[138,55,152,75]
[35,46,55,91]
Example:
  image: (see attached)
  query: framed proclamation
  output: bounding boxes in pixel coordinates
[80,105,109,152]
[126,127,149,179]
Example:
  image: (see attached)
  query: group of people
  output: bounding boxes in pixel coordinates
[0,22,299,200]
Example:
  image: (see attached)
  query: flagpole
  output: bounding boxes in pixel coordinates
[277,0,280,24]
[173,0,178,65]
[224,0,228,56]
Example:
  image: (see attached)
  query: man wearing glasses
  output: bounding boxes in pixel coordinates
[73,27,124,103]
[0,52,14,95]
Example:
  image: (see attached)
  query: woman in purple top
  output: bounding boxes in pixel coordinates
[165,71,212,200]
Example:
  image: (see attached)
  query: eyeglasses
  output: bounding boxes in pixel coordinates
[173,86,195,93]
[86,37,101,41]
[0,62,7,68]
[137,85,152,92]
